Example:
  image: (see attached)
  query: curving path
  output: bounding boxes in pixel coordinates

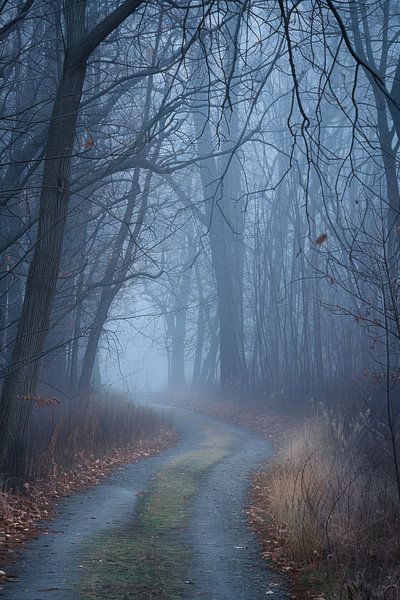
[0,405,288,600]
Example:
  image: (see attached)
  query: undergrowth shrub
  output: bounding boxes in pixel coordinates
[20,392,166,482]
[266,410,400,598]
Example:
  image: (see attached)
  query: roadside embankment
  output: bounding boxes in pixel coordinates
[0,394,177,576]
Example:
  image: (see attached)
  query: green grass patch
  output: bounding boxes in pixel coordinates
[79,534,187,599]
[78,424,234,599]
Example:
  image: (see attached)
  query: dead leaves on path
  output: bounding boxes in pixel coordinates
[0,426,177,568]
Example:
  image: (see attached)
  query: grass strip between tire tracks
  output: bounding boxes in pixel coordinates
[78,424,235,599]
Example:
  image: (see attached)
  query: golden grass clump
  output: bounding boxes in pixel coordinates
[260,411,400,598]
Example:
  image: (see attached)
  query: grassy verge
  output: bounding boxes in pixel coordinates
[249,414,400,599]
[0,395,177,575]
[79,425,234,599]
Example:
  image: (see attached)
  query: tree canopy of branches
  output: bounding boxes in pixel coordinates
[0,0,399,485]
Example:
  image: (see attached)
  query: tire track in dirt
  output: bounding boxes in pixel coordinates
[0,405,288,600]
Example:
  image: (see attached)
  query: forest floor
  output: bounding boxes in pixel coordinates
[0,403,289,600]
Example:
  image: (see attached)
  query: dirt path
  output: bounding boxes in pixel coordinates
[0,406,288,600]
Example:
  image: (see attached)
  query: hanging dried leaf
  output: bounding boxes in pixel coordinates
[315,233,328,245]
[84,136,94,149]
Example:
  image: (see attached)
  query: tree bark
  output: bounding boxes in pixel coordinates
[0,0,146,478]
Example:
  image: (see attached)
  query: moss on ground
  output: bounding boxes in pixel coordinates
[78,424,234,599]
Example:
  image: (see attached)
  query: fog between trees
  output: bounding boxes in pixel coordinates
[0,1,399,484]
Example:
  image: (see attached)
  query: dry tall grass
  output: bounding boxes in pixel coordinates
[265,412,400,598]
[0,392,176,568]
[2,392,168,485]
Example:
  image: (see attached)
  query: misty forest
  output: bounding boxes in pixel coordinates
[0,1,399,599]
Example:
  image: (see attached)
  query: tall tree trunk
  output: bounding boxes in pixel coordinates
[167,251,192,391]
[0,54,87,477]
[77,288,115,396]
[77,171,142,396]
[76,66,162,395]
[192,263,206,386]
[0,0,146,478]
[191,39,247,389]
